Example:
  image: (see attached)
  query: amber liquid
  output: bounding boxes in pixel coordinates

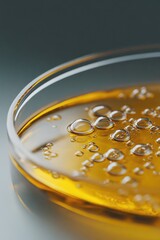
[14,83,160,221]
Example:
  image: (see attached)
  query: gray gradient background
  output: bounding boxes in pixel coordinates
[1,1,160,240]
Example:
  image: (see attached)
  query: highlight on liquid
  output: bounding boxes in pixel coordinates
[13,83,160,218]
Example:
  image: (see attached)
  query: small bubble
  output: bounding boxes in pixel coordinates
[88,144,99,152]
[42,147,49,152]
[154,106,160,118]
[133,167,144,175]
[52,114,61,120]
[128,118,135,124]
[111,129,130,142]
[134,118,152,129]
[124,125,135,132]
[130,87,153,100]
[46,143,53,147]
[121,105,136,114]
[94,116,114,130]
[82,144,87,149]
[72,170,84,178]
[121,176,138,187]
[156,151,160,157]
[70,137,76,142]
[126,140,134,146]
[82,160,94,168]
[118,93,126,98]
[75,151,84,157]
[153,170,159,175]
[103,179,112,185]
[150,126,159,132]
[134,194,143,203]
[156,138,160,144]
[84,107,89,111]
[67,119,94,135]
[142,108,154,116]
[109,110,126,121]
[90,153,105,162]
[52,172,60,179]
[131,144,152,156]
[47,115,61,121]
[80,166,88,172]
[51,153,58,158]
[106,162,127,176]
[89,105,112,118]
[104,148,124,161]
[144,162,155,170]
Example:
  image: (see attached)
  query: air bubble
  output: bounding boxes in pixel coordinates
[126,140,134,146]
[46,143,53,147]
[128,118,135,124]
[124,125,135,132]
[51,153,58,158]
[156,151,160,157]
[106,162,127,176]
[144,162,155,170]
[67,119,94,135]
[150,126,159,132]
[121,105,136,114]
[52,172,60,179]
[142,108,154,116]
[94,116,114,130]
[133,167,144,175]
[131,144,152,156]
[89,105,112,118]
[109,110,126,121]
[75,151,84,157]
[154,106,160,118]
[88,144,99,152]
[111,129,130,142]
[130,87,153,100]
[121,176,138,187]
[134,118,152,129]
[104,148,124,161]
[90,153,105,162]
[156,138,160,144]
[47,115,61,121]
[82,160,94,168]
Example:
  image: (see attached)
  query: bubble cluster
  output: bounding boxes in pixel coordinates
[130,87,153,100]
[47,114,61,121]
[121,105,136,114]
[42,142,57,160]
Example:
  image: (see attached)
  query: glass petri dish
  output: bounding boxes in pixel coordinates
[7,46,160,230]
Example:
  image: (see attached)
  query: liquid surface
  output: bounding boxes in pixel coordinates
[18,84,160,217]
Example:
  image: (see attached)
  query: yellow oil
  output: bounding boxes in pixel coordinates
[16,83,160,219]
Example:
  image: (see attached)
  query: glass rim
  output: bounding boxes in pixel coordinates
[7,44,160,182]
